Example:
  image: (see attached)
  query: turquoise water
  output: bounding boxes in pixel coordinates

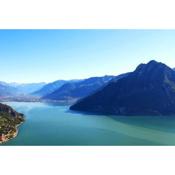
[2,102,175,145]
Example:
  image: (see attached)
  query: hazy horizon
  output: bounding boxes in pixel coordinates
[1,30,175,83]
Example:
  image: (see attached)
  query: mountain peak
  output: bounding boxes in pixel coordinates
[136,60,164,68]
[146,60,168,68]
[135,60,171,76]
[148,60,160,64]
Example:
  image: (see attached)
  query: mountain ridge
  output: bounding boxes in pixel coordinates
[70,60,175,116]
[32,79,80,97]
[42,75,116,102]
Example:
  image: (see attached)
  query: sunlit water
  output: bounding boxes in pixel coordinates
[2,102,175,145]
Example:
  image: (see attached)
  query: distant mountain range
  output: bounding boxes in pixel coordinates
[0,82,46,97]
[32,80,79,97]
[0,82,18,97]
[42,76,115,102]
[0,75,119,102]
[12,82,46,94]
[70,60,175,116]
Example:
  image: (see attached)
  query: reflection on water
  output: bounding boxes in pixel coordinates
[2,102,175,145]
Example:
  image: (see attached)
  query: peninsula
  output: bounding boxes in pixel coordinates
[0,103,24,144]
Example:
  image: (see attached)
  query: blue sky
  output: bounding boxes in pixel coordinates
[1,29,175,83]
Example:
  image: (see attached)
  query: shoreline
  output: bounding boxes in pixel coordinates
[0,122,23,144]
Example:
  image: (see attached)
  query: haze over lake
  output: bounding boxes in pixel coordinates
[2,102,175,146]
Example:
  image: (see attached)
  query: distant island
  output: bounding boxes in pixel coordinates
[0,103,24,144]
[70,60,175,116]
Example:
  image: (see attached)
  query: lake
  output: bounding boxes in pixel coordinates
[2,102,175,145]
